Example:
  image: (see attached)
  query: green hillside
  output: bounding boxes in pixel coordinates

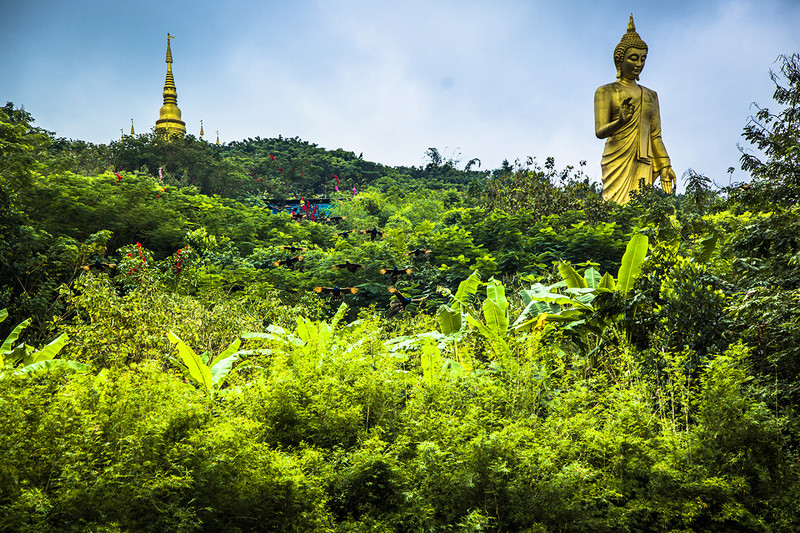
[0,54,799,532]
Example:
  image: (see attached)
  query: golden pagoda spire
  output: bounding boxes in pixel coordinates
[121,129,124,141]
[200,120,204,140]
[216,130,220,146]
[155,33,186,137]
[130,119,135,136]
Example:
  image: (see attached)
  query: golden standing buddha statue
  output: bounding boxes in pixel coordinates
[594,15,675,203]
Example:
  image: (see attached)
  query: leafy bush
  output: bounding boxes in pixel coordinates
[0,365,333,532]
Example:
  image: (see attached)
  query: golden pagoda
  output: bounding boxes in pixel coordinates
[155,34,186,137]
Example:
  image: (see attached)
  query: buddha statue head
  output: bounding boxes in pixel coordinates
[613,14,648,79]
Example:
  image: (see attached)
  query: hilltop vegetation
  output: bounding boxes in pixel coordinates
[1,54,799,532]
[48,130,490,201]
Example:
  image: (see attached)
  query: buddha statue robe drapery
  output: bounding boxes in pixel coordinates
[594,80,671,204]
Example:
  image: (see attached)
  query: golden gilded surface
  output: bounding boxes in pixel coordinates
[594,15,675,203]
[155,34,186,137]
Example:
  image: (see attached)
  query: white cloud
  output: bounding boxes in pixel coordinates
[3,0,798,186]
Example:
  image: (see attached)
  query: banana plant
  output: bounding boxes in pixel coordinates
[382,274,486,380]
[1,309,87,377]
[294,302,349,355]
[512,233,650,354]
[166,331,246,397]
[240,302,361,361]
[384,331,472,383]
[436,272,516,358]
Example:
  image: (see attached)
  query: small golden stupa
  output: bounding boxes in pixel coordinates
[155,34,186,137]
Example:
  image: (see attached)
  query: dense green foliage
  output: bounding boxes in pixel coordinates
[1,54,800,531]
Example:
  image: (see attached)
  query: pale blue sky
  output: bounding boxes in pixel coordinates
[3,0,799,189]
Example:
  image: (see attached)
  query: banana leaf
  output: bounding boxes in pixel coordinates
[168,331,213,393]
[437,305,462,334]
[558,262,588,289]
[617,234,649,293]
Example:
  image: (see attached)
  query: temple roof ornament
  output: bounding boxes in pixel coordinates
[155,33,186,137]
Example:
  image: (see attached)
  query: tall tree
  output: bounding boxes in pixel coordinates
[0,102,52,191]
[739,53,800,207]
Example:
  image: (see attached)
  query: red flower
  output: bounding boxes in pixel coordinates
[135,243,147,263]
[173,250,184,272]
